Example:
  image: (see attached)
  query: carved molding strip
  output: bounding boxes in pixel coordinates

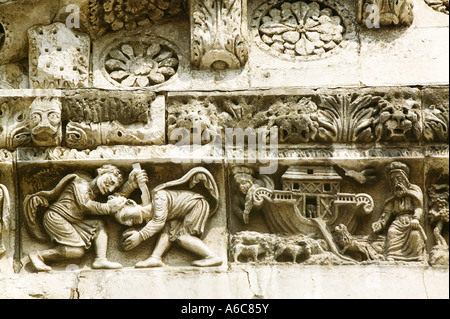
[167,87,449,146]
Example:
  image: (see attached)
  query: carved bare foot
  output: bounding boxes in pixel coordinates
[29,252,52,272]
[92,258,122,269]
[135,256,165,268]
[191,255,223,267]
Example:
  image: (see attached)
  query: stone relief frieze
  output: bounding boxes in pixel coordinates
[229,164,379,264]
[23,164,138,271]
[20,162,225,271]
[167,88,438,146]
[0,0,448,302]
[227,158,448,266]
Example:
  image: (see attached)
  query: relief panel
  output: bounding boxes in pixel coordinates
[17,160,227,272]
[227,156,436,265]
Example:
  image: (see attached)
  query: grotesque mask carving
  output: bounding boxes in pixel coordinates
[28,97,62,147]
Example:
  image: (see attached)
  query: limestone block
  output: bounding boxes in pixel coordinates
[92,24,184,90]
[62,90,165,149]
[28,22,90,89]
[248,0,361,88]
[359,25,449,87]
[0,272,78,299]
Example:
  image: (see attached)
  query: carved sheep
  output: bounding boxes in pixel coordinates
[231,241,271,263]
[273,240,312,263]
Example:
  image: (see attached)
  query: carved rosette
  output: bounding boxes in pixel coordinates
[424,0,449,15]
[103,40,179,88]
[190,0,248,70]
[252,0,347,61]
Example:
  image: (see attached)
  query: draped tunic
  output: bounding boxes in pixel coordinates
[382,185,426,261]
[43,176,111,249]
[139,190,210,242]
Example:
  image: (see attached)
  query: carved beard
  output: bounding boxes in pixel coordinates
[393,182,408,198]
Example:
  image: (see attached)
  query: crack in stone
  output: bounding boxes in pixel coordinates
[241,268,264,299]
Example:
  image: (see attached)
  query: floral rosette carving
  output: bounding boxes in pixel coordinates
[104,41,178,87]
[257,1,344,58]
[424,0,449,15]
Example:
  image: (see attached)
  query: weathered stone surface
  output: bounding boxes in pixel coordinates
[28,23,90,89]
[0,0,448,300]
[0,0,59,65]
[1,264,448,299]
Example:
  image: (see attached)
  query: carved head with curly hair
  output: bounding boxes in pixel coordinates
[95,164,123,195]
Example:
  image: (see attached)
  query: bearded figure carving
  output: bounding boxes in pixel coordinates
[372,162,426,262]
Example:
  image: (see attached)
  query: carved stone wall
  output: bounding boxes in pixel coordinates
[0,0,448,299]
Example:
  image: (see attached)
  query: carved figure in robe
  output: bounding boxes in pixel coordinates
[24,164,144,271]
[372,162,426,262]
[231,166,274,224]
[114,166,222,268]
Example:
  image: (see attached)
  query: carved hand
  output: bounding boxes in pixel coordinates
[372,221,384,234]
[122,229,143,251]
[129,168,149,189]
[410,218,420,230]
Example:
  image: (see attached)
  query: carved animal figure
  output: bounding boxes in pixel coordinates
[231,241,271,263]
[272,239,312,263]
[334,224,383,261]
